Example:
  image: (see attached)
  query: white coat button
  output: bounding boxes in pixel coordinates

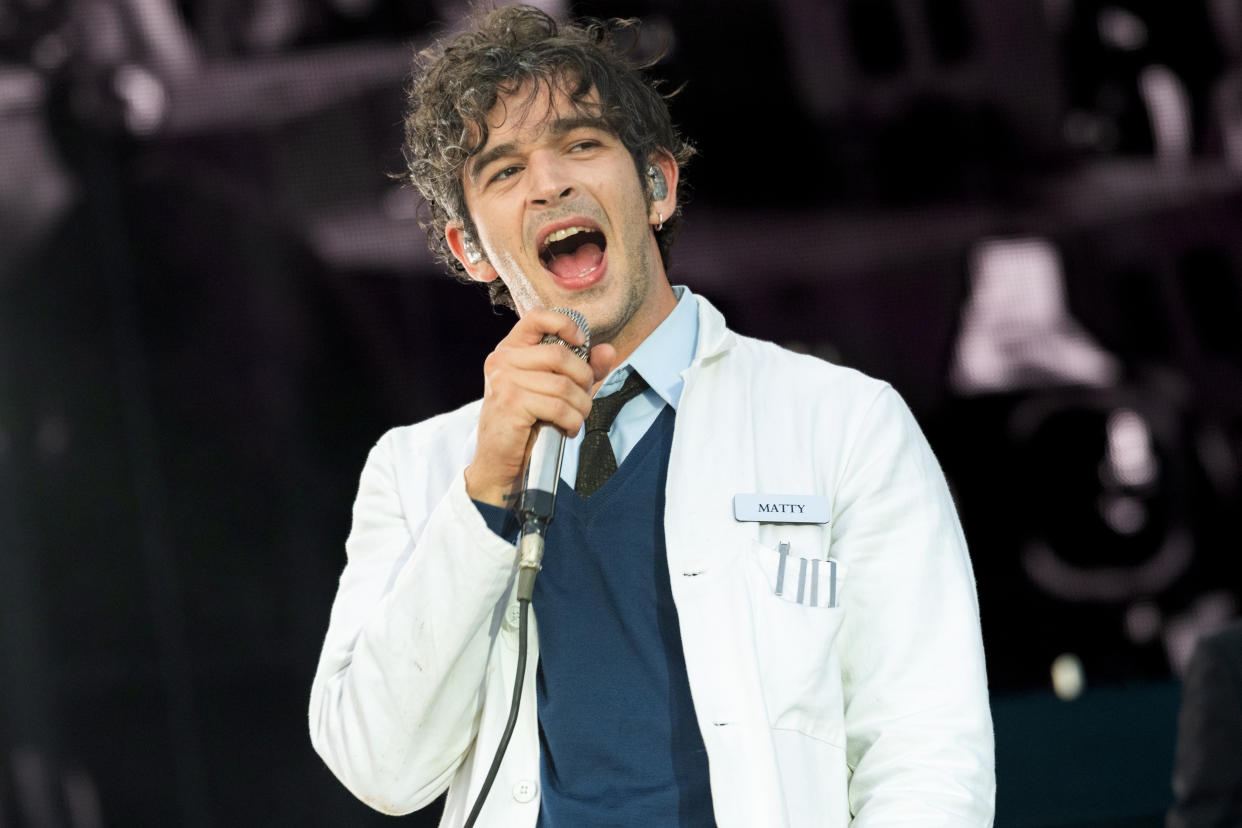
[503,602,521,631]
[512,779,538,803]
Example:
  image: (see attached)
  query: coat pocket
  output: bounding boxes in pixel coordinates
[744,540,848,746]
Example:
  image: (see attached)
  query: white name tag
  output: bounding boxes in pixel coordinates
[733,494,830,524]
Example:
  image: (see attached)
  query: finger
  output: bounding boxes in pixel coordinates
[509,389,589,437]
[506,306,588,348]
[489,342,596,389]
[491,367,594,419]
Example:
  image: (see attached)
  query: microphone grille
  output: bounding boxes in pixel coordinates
[542,307,590,360]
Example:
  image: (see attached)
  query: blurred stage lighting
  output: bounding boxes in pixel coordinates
[950,236,1121,395]
[1051,652,1086,700]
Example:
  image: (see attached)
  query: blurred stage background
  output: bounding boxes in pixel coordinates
[2,0,1241,824]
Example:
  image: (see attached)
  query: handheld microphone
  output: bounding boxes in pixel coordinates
[465,309,588,828]
[516,307,589,600]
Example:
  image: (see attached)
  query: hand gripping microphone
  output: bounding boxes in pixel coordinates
[515,307,589,601]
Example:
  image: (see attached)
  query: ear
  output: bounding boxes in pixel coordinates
[446,220,499,283]
[646,150,679,226]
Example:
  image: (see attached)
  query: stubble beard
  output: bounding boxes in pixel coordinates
[580,224,656,350]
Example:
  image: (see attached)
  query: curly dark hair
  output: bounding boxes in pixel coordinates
[402,3,695,309]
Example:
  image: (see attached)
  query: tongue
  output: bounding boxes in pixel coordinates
[548,243,604,280]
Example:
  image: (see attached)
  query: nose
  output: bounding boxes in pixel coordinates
[526,152,574,206]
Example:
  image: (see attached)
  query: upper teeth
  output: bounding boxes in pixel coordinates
[544,226,592,247]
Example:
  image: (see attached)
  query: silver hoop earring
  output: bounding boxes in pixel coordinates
[655,212,664,232]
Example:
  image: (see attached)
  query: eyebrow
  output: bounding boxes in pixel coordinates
[468,115,615,183]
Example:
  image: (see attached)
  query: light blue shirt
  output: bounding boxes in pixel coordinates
[560,285,698,488]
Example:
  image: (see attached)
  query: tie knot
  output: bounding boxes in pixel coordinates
[584,370,649,434]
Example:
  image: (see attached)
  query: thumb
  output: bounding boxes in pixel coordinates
[588,343,617,384]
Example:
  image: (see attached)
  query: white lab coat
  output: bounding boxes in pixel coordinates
[309,295,995,827]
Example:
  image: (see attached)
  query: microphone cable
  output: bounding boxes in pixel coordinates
[462,594,530,828]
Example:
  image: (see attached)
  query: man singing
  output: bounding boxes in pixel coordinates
[310,5,995,826]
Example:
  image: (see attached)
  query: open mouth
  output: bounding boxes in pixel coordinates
[539,225,607,280]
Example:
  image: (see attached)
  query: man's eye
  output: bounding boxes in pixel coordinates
[570,140,598,152]
[490,165,521,183]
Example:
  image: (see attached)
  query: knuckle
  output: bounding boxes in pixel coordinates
[574,362,594,387]
[494,380,520,407]
[483,349,506,373]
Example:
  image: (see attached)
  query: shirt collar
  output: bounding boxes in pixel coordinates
[596,285,699,409]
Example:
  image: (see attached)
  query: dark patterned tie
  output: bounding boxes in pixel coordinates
[575,371,650,497]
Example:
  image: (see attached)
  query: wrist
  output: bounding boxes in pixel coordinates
[464,464,517,509]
